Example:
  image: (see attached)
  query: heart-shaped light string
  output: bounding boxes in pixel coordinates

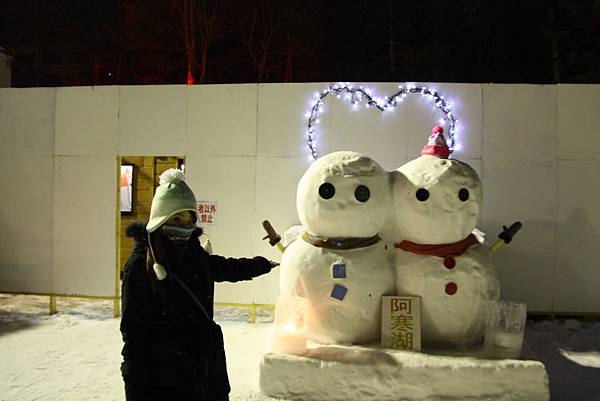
[305,83,459,160]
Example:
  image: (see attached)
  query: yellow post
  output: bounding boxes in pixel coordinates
[249,304,257,324]
[49,295,57,315]
[114,298,120,318]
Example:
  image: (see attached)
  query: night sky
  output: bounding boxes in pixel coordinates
[1,0,599,87]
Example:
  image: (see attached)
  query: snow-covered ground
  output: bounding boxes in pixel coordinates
[1,294,599,401]
[524,317,600,401]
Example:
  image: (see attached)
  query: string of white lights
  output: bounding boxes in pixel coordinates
[305,83,459,160]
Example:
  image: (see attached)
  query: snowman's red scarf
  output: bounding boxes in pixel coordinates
[394,234,479,258]
[303,232,381,250]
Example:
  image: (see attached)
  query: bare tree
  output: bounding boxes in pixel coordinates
[105,0,233,84]
[170,0,233,84]
[540,0,600,83]
[235,0,309,83]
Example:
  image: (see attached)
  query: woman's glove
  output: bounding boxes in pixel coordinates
[269,260,280,268]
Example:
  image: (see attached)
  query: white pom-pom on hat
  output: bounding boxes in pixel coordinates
[147,168,198,233]
[159,168,185,185]
[153,263,167,280]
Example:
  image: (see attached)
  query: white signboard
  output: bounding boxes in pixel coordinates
[381,296,421,351]
[197,200,218,226]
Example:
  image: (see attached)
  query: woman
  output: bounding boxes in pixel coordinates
[120,169,276,401]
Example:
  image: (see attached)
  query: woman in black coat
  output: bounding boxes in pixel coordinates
[120,169,276,401]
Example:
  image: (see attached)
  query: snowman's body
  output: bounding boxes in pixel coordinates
[396,242,499,347]
[282,238,394,344]
[279,151,395,344]
[391,153,500,348]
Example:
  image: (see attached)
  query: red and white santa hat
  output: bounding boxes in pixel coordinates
[421,125,449,158]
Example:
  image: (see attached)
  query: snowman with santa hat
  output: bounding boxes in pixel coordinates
[390,125,500,348]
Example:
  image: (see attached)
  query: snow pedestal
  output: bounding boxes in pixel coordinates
[259,345,549,401]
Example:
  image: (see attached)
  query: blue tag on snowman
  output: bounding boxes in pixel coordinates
[330,284,347,301]
[332,263,346,279]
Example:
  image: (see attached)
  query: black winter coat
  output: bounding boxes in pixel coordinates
[120,222,273,401]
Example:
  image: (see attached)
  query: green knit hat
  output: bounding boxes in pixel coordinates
[146,169,198,280]
[146,168,198,233]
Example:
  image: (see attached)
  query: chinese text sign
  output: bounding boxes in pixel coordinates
[197,201,217,226]
[381,296,421,351]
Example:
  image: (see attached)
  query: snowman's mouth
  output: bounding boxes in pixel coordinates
[302,232,381,250]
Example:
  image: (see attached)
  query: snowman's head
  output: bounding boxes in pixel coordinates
[297,151,391,238]
[392,155,482,244]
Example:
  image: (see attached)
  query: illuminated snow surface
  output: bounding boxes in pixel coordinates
[1,295,599,401]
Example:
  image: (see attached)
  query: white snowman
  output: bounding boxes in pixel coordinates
[390,126,500,348]
[280,151,396,344]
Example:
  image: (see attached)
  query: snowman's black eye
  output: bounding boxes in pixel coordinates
[319,183,335,199]
[416,188,429,202]
[458,188,470,202]
[355,185,370,202]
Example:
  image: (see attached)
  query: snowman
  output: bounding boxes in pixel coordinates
[280,151,396,344]
[390,126,500,348]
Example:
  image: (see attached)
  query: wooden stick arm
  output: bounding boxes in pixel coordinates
[490,221,522,255]
[262,220,285,253]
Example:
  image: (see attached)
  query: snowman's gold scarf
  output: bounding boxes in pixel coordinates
[302,232,381,250]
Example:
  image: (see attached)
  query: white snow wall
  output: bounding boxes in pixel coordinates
[0,83,598,314]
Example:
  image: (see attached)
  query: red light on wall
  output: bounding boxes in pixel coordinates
[187,63,194,85]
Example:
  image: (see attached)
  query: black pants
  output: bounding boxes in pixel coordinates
[124,382,229,401]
